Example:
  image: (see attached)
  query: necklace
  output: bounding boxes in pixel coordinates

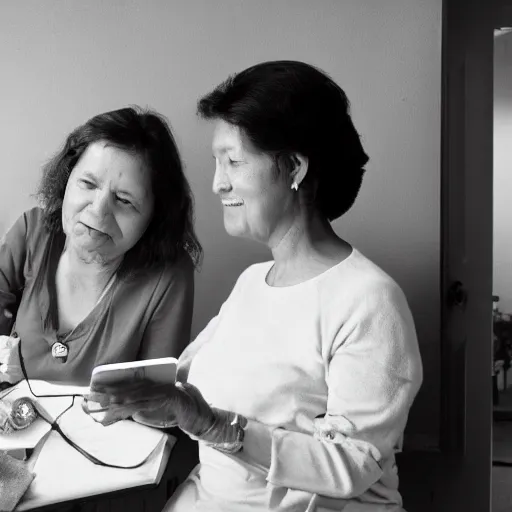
[51,270,117,363]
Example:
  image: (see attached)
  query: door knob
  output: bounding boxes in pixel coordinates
[447,280,468,309]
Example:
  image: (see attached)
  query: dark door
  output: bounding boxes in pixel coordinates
[400,1,494,510]
[437,0,494,509]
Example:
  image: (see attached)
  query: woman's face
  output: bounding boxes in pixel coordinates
[61,141,154,265]
[211,120,296,245]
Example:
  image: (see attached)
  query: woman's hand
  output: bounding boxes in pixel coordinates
[82,379,175,426]
[83,375,245,451]
[83,379,216,436]
[0,335,23,385]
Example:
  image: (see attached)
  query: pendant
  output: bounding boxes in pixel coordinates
[51,342,68,363]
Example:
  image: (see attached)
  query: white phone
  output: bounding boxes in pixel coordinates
[87,357,178,427]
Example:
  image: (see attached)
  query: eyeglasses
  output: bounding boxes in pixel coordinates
[9,336,147,470]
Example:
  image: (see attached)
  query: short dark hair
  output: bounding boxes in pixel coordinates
[37,106,202,274]
[197,60,369,221]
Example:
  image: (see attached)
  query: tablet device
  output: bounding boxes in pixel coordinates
[87,357,178,426]
[90,357,178,387]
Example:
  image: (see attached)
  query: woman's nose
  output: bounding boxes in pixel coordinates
[212,163,232,195]
[90,190,112,219]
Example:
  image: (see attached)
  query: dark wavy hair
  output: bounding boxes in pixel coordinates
[36,106,202,274]
[197,60,369,221]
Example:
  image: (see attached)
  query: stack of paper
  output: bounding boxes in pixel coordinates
[17,431,174,511]
[57,397,165,467]
[0,380,166,465]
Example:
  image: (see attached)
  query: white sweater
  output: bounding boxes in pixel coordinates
[171,248,423,512]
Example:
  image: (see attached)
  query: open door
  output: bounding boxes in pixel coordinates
[436,0,494,509]
[440,0,494,457]
[399,1,494,510]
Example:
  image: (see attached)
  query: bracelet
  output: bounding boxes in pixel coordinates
[230,414,245,445]
[230,413,249,451]
[204,413,248,454]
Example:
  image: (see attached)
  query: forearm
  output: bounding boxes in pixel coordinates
[182,402,380,496]
[265,428,383,499]
[235,420,384,499]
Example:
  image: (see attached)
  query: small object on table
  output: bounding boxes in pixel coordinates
[0,396,38,434]
[10,397,38,429]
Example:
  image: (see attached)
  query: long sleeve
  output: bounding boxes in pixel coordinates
[240,282,423,499]
[185,254,422,509]
[137,254,195,360]
[0,214,28,334]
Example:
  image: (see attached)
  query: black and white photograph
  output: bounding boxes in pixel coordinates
[0,1,508,511]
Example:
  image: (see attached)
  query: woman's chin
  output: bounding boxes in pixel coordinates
[223,222,245,238]
[226,226,252,239]
[72,245,112,265]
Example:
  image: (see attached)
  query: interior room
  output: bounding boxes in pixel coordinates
[0,1,501,511]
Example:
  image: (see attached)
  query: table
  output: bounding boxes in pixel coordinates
[15,432,175,511]
[15,429,199,512]
[0,380,178,512]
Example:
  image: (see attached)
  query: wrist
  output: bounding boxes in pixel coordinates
[198,409,247,453]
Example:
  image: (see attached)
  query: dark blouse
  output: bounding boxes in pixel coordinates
[0,207,194,385]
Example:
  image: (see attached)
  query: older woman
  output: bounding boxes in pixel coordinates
[86,62,423,511]
[0,107,201,385]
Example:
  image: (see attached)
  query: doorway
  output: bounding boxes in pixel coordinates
[492,24,512,512]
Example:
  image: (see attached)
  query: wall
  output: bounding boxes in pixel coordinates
[494,31,512,314]
[0,0,442,444]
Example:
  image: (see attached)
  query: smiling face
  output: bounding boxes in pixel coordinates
[61,141,154,265]
[211,120,297,245]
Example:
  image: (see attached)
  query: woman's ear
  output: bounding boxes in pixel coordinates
[290,153,309,190]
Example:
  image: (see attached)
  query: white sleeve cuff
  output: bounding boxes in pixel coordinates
[237,418,274,471]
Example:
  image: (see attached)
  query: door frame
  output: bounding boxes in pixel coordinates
[435,0,512,510]
[440,0,494,458]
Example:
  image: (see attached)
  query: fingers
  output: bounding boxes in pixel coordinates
[93,406,130,426]
[85,391,111,408]
[84,387,170,418]
[84,382,185,429]
[132,408,179,429]
[176,381,197,395]
[82,399,135,426]
[175,361,190,384]
[90,381,177,407]
[91,377,166,395]
[176,382,207,405]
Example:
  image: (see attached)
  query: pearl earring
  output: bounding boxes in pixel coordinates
[291,182,298,191]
